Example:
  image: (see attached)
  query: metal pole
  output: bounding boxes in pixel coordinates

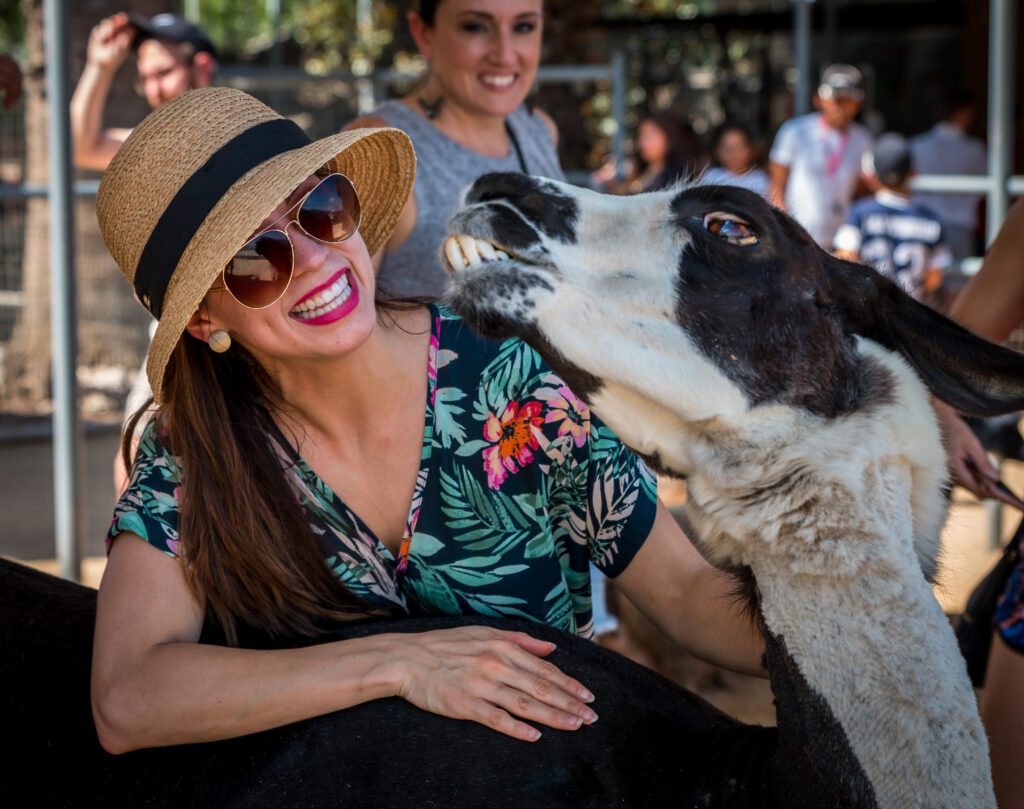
[356,0,376,115]
[183,0,201,23]
[987,0,1015,245]
[794,0,813,115]
[611,47,626,181]
[43,0,84,581]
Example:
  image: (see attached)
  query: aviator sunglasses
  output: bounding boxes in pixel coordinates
[215,172,362,309]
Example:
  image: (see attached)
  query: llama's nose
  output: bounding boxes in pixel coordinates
[466,172,548,214]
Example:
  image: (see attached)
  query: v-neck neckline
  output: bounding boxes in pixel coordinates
[268,305,440,573]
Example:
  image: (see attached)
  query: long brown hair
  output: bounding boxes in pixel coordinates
[121,299,422,646]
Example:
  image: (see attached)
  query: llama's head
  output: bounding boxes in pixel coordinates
[445,173,1024,476]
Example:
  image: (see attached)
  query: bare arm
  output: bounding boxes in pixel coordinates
[935,200,1024,496]
[70,13,134,171]
[768,161,790,210]
[93,534,596,753]
[950,198,1024,343]
[614,502,765,677]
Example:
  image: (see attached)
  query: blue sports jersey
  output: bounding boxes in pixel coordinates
[834,191,953,300]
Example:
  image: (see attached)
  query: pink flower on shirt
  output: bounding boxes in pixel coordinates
[540,385,590,448]
[482,400,544,490]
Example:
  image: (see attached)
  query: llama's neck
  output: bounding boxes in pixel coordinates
[675,382,995,808]
[738,458,995,809]
[753,553,993,809]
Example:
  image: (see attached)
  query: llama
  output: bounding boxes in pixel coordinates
[443,173,1024,809]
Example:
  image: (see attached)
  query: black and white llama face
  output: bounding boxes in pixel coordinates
[445,172,1024,466]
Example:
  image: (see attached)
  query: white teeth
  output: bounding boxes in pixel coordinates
[444,237,467,270]
[292,284,352,320]
[482,74,515,87]
[457,235,482,267]
[476,239,497,261]
[291,273,352,317]
[443,236,512,272]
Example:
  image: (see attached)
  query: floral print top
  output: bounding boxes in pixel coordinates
[108,304,658,638]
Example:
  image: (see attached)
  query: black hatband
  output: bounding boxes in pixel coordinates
[134,118,311,318]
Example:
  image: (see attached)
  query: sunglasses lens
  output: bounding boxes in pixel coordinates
[299,174,361,243]
[224,231,293,308]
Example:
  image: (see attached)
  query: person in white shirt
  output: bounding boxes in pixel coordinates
[769,64,873,247]
[701,123,770,199]
[909,88,987,260]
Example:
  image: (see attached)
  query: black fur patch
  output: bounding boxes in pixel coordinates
[467,172,580,245]
[668,185,884,419]
[762,622,880,809]
[3,557,787,809]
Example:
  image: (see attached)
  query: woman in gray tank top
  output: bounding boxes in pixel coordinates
[347,0,564,299]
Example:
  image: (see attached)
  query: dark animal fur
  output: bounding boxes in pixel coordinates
[1,558,782,809]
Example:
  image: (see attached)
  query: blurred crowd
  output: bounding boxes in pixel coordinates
[595,63,987,313]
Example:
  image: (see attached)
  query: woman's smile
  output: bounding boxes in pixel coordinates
[288,268,360,326]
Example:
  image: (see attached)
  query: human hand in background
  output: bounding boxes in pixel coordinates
[391,625,598,742]
[86,12,135,72]
[935,399,1024,509]
[0,55,22,110]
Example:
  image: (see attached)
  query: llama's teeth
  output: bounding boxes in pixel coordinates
[495,250,509,260]
[476,239,497,261]
[444,236,467,270]
[457,235,482,267]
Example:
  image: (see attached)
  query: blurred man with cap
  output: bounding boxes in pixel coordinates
[71,12,218,171]
[834,132,952,302]
[769,63,873,246]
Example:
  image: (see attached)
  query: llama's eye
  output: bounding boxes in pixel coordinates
[702,213,759,246]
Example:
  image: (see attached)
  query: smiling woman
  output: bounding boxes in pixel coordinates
[346,0,564,298]
[91,87,763,758]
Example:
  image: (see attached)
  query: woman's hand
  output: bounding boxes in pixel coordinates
[392,626,598,742]
[933,398,1001,498]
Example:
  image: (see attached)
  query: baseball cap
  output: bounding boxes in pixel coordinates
[863,133,913,186]
[818,64,864,102]
[128,13,217,58]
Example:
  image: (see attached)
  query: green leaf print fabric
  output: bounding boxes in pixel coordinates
[108,304,658,638]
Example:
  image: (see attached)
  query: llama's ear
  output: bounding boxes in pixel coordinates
[827,258,1024,417]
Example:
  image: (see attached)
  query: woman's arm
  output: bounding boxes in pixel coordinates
[950,198,1024,343]
[93,534,596,753]
[613,502,765,677]
[935,199,1024,496]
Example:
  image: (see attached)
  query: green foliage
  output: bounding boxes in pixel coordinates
[195,0,408,73]
[0,0,24,54]
[284,0,402,75]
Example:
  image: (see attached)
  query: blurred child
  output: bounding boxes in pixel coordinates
[701,123,770,198]
[833,133,952,302]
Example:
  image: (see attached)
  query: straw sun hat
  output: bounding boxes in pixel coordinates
[97,86,416,403]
